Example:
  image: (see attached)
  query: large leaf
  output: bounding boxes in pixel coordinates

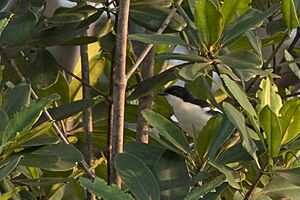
[274,168,300,186]
[280,99,300,144]
[2,94,59,144]
[256,77,282,115]
[219,51,263,81]
[124,141,165,167]
[259,106,282,157]
[194,0,224,46]
[221,5,279,47]
[128,34,188,46]
[0,156,22,182]
[0,9,38,45]
[284,50,300,80]
[19,143,83,171]
[3,84,31,118]
[28,49,59,89]
[223,102,258,161]
[142,109,190,154]
[177,63,210,81]
[153,150,189,200]
[79,177,134,200]
[184,176,225,200]
[115,153,160,200]
[254,176,300,199]
[221,74,257,118]
[206,114,235,160]
[130,5,186,32]
[0,109,8,135]
[128,65,184,100]
[282,0,299,29]
[221,0,251,24]
[195,116,222,159]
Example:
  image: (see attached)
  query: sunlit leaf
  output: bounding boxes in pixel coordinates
[210,162,240,189]
[221,0,251,24]
[282,0,299,29]
[284,50,300,80]
[0,156,22,182]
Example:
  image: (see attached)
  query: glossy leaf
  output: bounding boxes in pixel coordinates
[210,162,240,189]
[153,150,189,200]
[177,63,210,81]
[221,0,251,24]
[128,34,188,46]
[256,77,282,115]
[284,50,300,80]
[115,153,160,200]
[184,176,225,200]
[274,168,300,186]
[28,49,59,89]
[0,9,37,45]
[206,114,235,160]
[0,0,9,10]
[259,106,282,157]
[280,99,300,144]
[130,5,186,32]
[3,83,31,118]
[216,142,253,164]
[0,156,22,182]
[194,0,224,46]
[142,109,190,154]
[222,5,279,47]
[79,177,134,200]
[221,74,257,118]
[220,51,263,81]
[195,116,222,159]
[128,65,184,100]
[2,94,59,144]
[223,102,258,161]
[282,0,299,29]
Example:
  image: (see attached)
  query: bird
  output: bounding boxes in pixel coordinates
[159,85,221,139]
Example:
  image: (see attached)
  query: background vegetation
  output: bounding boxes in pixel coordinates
[0,0,300,199]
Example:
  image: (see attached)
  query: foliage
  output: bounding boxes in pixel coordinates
[0,0,299,199]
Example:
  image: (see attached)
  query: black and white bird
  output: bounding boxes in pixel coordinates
[160,85,221,139]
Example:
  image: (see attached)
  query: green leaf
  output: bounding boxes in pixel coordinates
[0,109,8,136]
[61,36,98,46]
[210,162,241,189]
[223,102,258,161]
[79,177,134,200]
[256,77,282,115]
[284,50,300,80]
[0,156,22,182]
[0,0,9,10]
[28,49,59,89]
[206,114,235,160]
[142,109,190,154]
[155,53,208,63]
[195,116,222,159]
[221,74,257,118]
[280,99,300,144]
[3,83,31,118]
[222,5,279,47]
[254,176,300,199]
[22,135,59,147]
[20,143,83,171]
[274,168,300,186]
[130,5,186,32]
[128,34,189,46]
[259,106,282,157]
[0,9,38,45]
[124,141,165,167]
[153,150,189,200]
[50,5,99,24]
[184,176,225,200]
[194,0,224,46]
[220,51,263,81]
[282,0,299,29]
[128,65,184,100]
[177,63,210,81]
[221,0,251,24]
[2,94,59,144]
[216,142,252,164]
[115,153,160,200]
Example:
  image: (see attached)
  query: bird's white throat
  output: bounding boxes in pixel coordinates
[165,94,213,139]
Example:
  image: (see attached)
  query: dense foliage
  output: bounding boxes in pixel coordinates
[0,0,300,199]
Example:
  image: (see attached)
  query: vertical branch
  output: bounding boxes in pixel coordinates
[136,47,155,142]
[111,0,131,187]
[80,32,95,200]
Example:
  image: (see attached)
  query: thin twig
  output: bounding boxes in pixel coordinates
[283,91,300,99]
[3,55,96,180]
[125,0,184,80]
